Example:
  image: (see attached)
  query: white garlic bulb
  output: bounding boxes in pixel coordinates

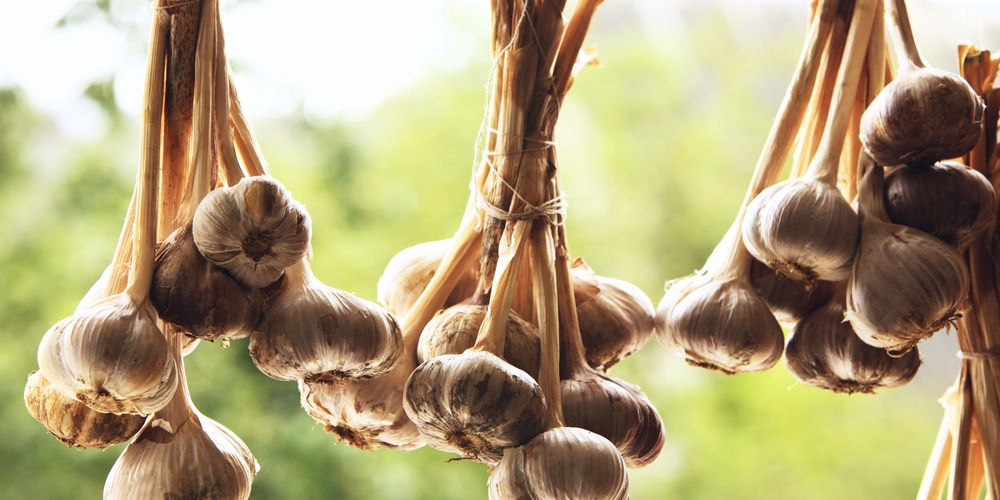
[377,238,478,321]
[192,175,311,288]
[37,293,178,415]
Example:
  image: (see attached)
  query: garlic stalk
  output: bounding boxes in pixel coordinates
[377,238,478,321]
[36,10,177,415]
[741,0,878,285]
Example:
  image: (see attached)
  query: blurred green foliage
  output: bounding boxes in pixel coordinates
[0,4,953,499]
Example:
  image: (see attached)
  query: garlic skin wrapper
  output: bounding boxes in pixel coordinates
[377,238,478,320]
[417,304,540,380]
[488,427,630,500]
[860,67,984,167]
[104,410,258,500]
[884,161,996,250]
[785,291,921,394]
[742,177,859,284]
[749,258,833,325]
[560,373,665,468]
[151,222,262,341]
[37,293,178,415]
[192,175,311,288]
[846,163,970,354]
[571,259,655,372]
[24,371,145,450]
[402,351,547,464]
[656,273,785,374]
[250,260,403,383]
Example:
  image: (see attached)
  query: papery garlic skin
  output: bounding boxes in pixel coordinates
[24,371,145,450]
[749,258,833,325]
[417,304,540,380]
[104,411,258,500]
[786,295,921,394]
[656,275,784,374]
[250,262,403,383]
[192,176,311,288]
[377,238,478,321]
[37,294,178,415]
[488,427,630,500]
[860,67,984,167]
[742,178,859,284]
[402,351,547,464]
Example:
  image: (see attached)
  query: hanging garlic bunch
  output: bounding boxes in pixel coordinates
[249,257,402,383]
[570,259,655,371]
[846,156,969,354]
[192,175,311,288]
[786,283,922,393]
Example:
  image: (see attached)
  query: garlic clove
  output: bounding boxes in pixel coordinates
[860,67,984,167]
[417,304,540,380]
[103,409,258,500]
[571,259,655,372]
[488,426,630,500]
[192,175,311,288]
[750,258,833,325]
[402,351,547,464]
[377,238,478,321]
[786,293,921,394]
[742,177,859,284]
[37,293,178,415]
[561,373,665,468]
[884,161,996,250]
[24,370,145,450]
[655,274,784,374]
[250,259,402,383]
[151,222,262,341]
[299,354,426,451]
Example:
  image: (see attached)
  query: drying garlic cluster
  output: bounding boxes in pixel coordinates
[656,0,993,394]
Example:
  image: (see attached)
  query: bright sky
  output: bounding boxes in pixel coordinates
[0,0,998,140]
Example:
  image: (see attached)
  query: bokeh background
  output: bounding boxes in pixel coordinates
[2,0,1000,498]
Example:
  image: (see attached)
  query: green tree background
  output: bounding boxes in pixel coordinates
[0,1,978,498]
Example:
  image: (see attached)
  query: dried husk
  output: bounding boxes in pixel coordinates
[749,258,834,324]
[249,259,402,383]
[377,238,478,320]
[846,160,969,354]
[571,259,655,371]
[24,370,145,450]
[785,287,922,393]
[192,175,311,288]
[488,426,629,500]
[402,351,547,464]
[36,293,178,415]
[883,160,996,250]
[417,304,540,380]
[151,221,262,341]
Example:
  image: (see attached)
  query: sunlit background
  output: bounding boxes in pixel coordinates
[2,0,1000,498]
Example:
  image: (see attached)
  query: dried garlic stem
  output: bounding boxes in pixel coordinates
[888,0,926,68]
[947,364,976,500]
[105,192,136,297]
[551,0,603,99]
[530,213,563,429]
[227,70,269,177]
[917,417,953,500]
[214,14,244,186]
[473,219,532,357]
[184,0,218,217]
[802,0,877,186]
[124,8,168,304]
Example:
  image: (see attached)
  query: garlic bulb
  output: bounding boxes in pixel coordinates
[785,288,921,394]
[846,161,969,354]
[250,259,402,383]
[571,259,655,371]
[299,354,426,451]
[656,271,785,374]
[742,177,859,284]
[151,222,262,341]
[417,304,540,380]
[37,293,178,415]
[488,427,629,500]
[884,161,996,250]
[860,67,984,167]
[402,351,547,464]
[192,175,311,288]
[750,258,833,324]
[377,238,478,320]
[104,409,258,500]
[24,371,145,449]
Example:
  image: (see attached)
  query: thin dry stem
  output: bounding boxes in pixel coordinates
[918,417,954,500]
[530,215,563,429]
[214,16,244,186]
[227,69,269,177]
[888,0,926,68]
[105,192,136,297]
[182,0,218,219]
